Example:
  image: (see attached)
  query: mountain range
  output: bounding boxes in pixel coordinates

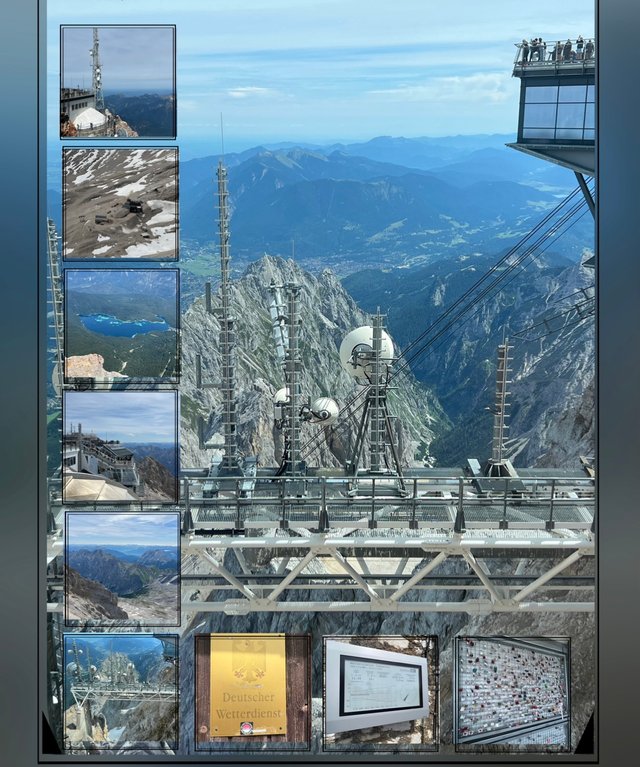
[104,92,176,138]
[66,546,178,596]
[178,142,589,272]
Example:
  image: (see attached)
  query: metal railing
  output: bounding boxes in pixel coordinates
[513,38,595,71]
[48,473,594,532]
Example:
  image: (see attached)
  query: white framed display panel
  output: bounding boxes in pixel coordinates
[325,639,429,735]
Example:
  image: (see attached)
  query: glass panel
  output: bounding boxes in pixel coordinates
[525,85,559,103]
[524,103,557,128]
[583,129,595,141]
[559,84,587,102]
[522,128,556,139]
[555,128,584,140]
[587,85,595,102]
[584,103,595,130]
[557,103,586,129]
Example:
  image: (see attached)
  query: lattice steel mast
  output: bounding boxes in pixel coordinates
[486,338,514,476]
[347,310,405,492]
[214,161,241,473]
[91,28,104,112]
[47,219,64,396]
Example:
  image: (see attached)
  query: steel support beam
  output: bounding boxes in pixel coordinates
[198,549,257,600]
[186,599,594,614]
[327,549,380,600]
[574,171,595,218]
[462,549,502,603]
[187,535,594,552]
[513,549,584,602]
[389,551,448,602]
[265,550,317,603]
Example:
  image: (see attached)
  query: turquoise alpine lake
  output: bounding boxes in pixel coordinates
[78,313,172,337]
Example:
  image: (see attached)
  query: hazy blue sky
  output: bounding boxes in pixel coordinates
[48,0,594,155]
[66,268,177,297]
[65,633,170,656]
[67,512,178,546]
[64,391,177,443]
[61,26,174,91]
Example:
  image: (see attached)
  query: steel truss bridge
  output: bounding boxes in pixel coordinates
[47,472,595,615]
[70,683,177,707]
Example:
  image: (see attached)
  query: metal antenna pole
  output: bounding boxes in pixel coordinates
[47,219,64,397]
[216,161,240,473]
[283,283,302,475]
[91,28,104,112]
[369,310,385,473]
[490,339,513,467]
[268,281,289,365]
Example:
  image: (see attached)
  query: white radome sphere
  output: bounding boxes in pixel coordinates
[310,397,339,424]
[339,326,394,381]
[273,387,290,405]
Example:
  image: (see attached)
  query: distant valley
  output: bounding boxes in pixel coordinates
[104,92,176,138]
[65,277,179,380]
[66,544,179,625]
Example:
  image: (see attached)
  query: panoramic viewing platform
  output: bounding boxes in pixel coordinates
[513,37,595,76]
[509,37,595,177]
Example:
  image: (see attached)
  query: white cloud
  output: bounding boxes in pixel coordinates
[369,72,516,104]
[227,86,284,100]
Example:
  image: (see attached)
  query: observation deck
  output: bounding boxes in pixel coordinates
[509,38,595,176]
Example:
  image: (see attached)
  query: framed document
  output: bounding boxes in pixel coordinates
[325,640,429,734]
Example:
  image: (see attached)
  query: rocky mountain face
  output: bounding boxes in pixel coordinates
[63,147,177,260]
[345,254,594,468]
[137,456,177,500]
[67,549,155,597]
[138,548,178,570]
[65,565,128,620]
[179,255,447,472]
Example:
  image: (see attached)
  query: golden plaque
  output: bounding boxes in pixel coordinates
[209,634,288,737]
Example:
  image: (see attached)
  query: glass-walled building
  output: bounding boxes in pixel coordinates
[521,81,594,143]
[509,38,595,176]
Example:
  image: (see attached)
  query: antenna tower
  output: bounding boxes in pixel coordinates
[47,219,64,397]
[91,28,104,111]
[281,282,304,475]
[215,161,241,473]
[347,310,405,493]
[486,338,514,476]
[195,158,255,485]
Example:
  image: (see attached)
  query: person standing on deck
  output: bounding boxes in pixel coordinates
[585,39,594,60]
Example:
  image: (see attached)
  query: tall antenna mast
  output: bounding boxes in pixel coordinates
[343,311,406,494]
[369,311,385,474]
[216,160,241,474]
[282,282,303,475]
[486,338,513,475]
[47,219,64,397]
[91,28,104,111]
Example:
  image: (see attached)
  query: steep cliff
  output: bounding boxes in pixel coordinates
[179,255,447,472]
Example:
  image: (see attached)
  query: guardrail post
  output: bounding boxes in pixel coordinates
[454,477,466,533]
[500,478,510,529]
[410,477,418,530]
[235,478,242,531]
[319,477,328,532]
[181,477,194,534]
[546,479,556,531]
[370,478,377,529]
